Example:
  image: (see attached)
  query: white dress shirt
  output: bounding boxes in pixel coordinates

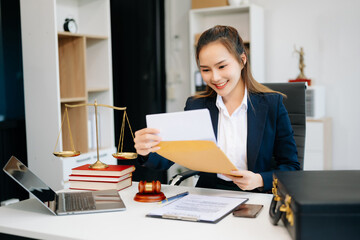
[216,88,248,181]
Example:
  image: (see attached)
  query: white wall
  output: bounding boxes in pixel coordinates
[165,0,360,170]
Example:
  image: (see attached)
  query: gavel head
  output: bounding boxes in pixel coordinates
[138,180,161,193]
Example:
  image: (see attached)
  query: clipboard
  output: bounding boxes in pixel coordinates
[146,109,239,175]
[146,194,248,223]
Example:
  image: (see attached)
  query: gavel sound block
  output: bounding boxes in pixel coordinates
[134,181,166,202]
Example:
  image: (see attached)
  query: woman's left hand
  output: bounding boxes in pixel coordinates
[223,170,264,191]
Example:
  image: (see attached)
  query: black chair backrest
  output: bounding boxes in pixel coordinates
[263,82,306,169]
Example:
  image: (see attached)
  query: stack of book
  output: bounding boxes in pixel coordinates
[69,164,135,191]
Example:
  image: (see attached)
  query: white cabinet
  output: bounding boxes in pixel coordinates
[304,118,332,170]
[20,0,116,190]
[189,4,264,94]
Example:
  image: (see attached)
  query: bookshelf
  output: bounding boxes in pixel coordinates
[189,4,264,95]
[20,0,116,190]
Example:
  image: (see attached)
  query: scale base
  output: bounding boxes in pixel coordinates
[89,160,108,169]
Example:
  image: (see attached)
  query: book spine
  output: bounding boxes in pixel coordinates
[69,173,132,182]
[69,177,132,191]
[71,165,135,176]
[69,180,120,183]
[69,184,131,192]
[69,179,132,191]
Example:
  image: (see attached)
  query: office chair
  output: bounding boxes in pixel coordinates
[169,82,306,186]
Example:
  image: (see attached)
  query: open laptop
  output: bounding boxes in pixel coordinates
[3,156,126,215]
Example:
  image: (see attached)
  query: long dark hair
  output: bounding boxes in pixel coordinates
[194,25,282,98]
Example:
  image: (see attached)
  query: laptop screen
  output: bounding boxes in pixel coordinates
[3,156,57,211]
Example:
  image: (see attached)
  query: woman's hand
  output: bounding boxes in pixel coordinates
[223,170,264,191]
[134,128,162,156]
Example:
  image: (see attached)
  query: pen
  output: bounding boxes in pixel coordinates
[160,191,189,204]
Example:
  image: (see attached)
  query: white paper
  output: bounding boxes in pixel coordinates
[146,109,216,142]
[147,194,247,222]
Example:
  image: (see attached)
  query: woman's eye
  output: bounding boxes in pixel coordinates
[219,65,227,69]
[201,69,210,72]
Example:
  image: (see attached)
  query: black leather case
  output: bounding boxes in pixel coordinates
[269,170,360,240]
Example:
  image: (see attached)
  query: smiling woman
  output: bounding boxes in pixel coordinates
[134,25,300,193]
[194,25,278,100]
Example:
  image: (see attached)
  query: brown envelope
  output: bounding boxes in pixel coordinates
[155,140,239,174]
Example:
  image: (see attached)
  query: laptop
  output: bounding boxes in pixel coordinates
[3,156,126,215]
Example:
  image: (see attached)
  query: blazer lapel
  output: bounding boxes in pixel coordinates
[205,97,219,139]
[247,94,268,171]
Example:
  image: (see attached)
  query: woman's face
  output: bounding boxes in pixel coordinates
[198,41,244,102]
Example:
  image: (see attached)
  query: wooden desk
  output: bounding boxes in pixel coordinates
[0,183,291,240]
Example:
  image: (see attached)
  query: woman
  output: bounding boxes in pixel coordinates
[134,25,300,192]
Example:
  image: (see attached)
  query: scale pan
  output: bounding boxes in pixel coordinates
[112,152,138,160]
[53,151,81,157]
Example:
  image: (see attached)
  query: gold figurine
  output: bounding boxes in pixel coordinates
[294,46,307,79]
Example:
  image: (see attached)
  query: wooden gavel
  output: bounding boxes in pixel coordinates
[138,180,161,194]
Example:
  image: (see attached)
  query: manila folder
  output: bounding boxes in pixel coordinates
[155,140,238,175]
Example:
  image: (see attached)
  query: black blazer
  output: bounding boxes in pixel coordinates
[143,92,300,192]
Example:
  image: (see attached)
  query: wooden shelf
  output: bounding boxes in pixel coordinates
[190,5,251,15]
[58,32,108,40]
[88,87,109,93]
[58,36,86,99]
[61,102,88,154]
[60,97,87,103]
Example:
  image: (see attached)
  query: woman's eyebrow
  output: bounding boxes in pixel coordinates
[199,59,227,68]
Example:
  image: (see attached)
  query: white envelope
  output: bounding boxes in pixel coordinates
[146,109,216,142]
[146,109,239,174]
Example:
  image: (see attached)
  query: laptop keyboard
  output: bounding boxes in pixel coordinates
[63,192,96,211]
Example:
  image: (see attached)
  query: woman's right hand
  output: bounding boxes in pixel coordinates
[134,128,162,156]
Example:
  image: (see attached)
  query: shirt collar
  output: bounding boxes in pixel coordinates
[216,85,248,114]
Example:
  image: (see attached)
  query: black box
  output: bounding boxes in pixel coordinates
[269,171,360,240]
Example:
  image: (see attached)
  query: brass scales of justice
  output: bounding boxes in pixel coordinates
[53,100,137,169]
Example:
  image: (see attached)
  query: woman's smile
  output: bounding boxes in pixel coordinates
[214,80,229,89]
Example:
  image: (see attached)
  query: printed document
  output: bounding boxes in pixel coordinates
[146,194,248,223]
[146,109,239,174]
[146,109,216,142]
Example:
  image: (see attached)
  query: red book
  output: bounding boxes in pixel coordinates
[69,176,132,191]
[69,173,132,183]
[71,164,135,177]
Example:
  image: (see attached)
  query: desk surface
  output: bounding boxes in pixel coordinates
[0,183,290,240]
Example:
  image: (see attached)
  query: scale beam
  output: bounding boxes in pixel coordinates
[65,103,126,111]
[53,100,137,169]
